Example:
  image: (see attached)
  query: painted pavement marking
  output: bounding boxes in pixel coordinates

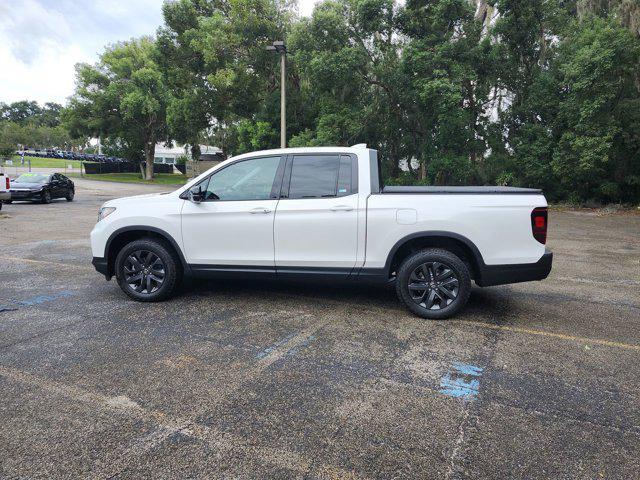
[439,362,484,400]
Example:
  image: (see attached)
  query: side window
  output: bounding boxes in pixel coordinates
[288,155,340,199]
[204,156,281,201]
[286,154,355,199]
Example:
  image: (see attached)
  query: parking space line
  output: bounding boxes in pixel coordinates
[455,320,640,352]
[0,364,364,479]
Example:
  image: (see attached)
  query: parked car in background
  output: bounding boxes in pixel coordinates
[8,172,74,204]
[90,145,552,319]
[0,172,10,210]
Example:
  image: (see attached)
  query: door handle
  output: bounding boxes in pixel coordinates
[330,205,354,212]
[249,207,272,214]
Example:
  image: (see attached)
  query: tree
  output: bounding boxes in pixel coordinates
[552,17,640,202]
[64,37,171,179]
[157,0,286,157]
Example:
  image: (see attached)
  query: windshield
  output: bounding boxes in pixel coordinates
[15,173,50,183]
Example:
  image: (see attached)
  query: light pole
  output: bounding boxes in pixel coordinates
[267,40,287,148]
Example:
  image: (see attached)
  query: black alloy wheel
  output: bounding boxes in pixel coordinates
[115,238,181,302]
[66,188,74,201]
[396,248,471,320]
[124,250,166,294]
[408,261,459,310]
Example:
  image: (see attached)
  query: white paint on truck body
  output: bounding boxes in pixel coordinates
[90,146,547,271]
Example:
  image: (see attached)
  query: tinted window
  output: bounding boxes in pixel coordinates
[203,156,281,201]
[288,155,340,199]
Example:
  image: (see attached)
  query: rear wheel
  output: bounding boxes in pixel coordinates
[115,238,181,302]
[65,188,74,201]
[396,248,471,320]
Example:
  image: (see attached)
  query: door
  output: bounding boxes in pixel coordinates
[274,154,359,272]
[58,174,72,196]
[181,155,284,267]
[50,174,63,198]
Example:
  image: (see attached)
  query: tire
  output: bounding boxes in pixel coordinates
[396,248,471,320]
[115,238,181,302]
[41,190,51,204]
[4,200,12,204]
[66,188,74,201]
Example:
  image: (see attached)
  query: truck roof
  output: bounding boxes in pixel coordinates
[230,145,371,161]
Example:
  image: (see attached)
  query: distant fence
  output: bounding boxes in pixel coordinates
[83,162,174,175]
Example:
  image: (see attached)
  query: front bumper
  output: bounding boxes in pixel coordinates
[476,250,553,287]
[92,257,111,280]
[9,189,44,201]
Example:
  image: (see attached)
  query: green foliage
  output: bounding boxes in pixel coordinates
[551,17,640,202]
[0,101,63,127]
[236,120,278,153]
[64,37,171,178]
[175,154,189,165]
[54,0,640,203]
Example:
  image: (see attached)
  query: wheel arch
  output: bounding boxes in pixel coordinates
[104,226,189,279]
[384,231,485,280]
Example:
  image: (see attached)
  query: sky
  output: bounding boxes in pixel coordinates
[0,0,318,106]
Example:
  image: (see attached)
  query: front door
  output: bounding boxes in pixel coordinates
[274,154,359,273]
[181,155,284,267]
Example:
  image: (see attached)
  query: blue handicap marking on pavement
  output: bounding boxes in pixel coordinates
[439,362,484,400]
[452,362,483,377]
[286,334,316,357]
[16,290,75,307]
[256,331,299,360]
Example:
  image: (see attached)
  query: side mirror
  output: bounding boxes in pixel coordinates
[188,186,203,204]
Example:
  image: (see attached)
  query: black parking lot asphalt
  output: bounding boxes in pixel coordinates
[1,179,639,479]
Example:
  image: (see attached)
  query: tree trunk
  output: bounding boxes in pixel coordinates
[190,142,201,161]
[144,140,155,180]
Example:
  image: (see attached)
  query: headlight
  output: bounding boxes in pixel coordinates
[98,207,116,222]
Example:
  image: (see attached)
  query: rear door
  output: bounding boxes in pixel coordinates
[274,154,359,274]
[50,174,63,198]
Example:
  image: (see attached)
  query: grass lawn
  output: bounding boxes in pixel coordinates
[8,156,82,169]
[67,172,189,185]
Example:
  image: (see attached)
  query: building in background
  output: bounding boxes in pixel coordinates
[154,143,224,165]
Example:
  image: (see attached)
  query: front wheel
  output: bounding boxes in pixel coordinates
[396,248,471,320]
[41,190,51,204]
[114,238,181,302]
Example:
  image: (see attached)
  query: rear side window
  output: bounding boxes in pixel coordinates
[287,154,355,199]
[288,155,339,199]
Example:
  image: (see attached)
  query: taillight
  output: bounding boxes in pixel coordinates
[5,177,9,190]
[531,207,548,244]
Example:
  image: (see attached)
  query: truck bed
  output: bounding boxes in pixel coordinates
[381,186,542,195]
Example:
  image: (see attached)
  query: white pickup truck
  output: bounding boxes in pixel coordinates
[91,145,552,319]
